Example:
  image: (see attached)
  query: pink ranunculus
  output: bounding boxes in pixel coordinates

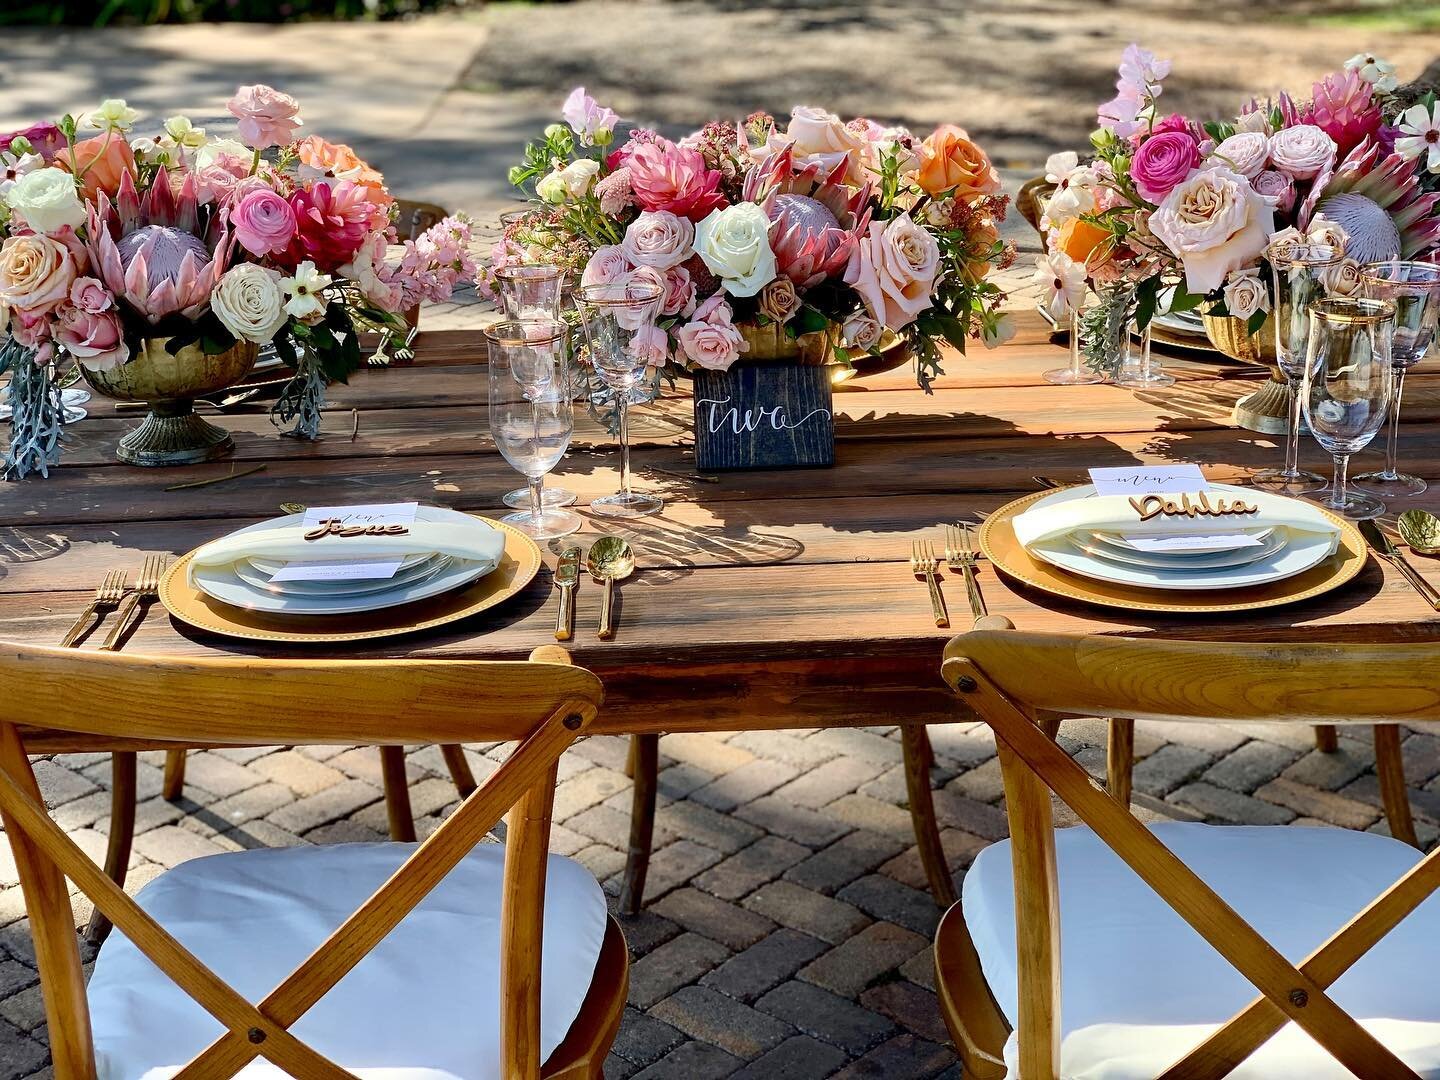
[1209,132,1269,179]
[230,188,298,257]
[1267,124,1336,181]
[1131,130,1202,203]
[661,265,696,318]
[53,302,128,371]
[626,141,728,222]
[68,276,112,314]
[581,244,633,290]
[1252,169,1297,215]
[0,233,76,314]
[676,295,746,371]
[628,322,671,369]
[227,84,303,150]
[1145,114,1195,141]
[843,212,940,331]
[621,210,695,270]
[1149,166,1275,294]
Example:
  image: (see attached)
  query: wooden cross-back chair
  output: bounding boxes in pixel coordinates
[936,628,1440,1080]
[1,642,627,1080]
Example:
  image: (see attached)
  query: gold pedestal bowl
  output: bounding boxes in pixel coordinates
[1201,312,1298,436]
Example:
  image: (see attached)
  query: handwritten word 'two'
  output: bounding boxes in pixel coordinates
[698,397,832,436]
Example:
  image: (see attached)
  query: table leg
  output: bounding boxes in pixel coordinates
[1106,719,1134,808]
[161,750,186,802]
[441,744,478,799]
[620,734,659,915]
[1314,725,1339,753]
[1374,725,1418,849]
[83,751,136,945]
[902,726,957,909]
[379,746,417,844]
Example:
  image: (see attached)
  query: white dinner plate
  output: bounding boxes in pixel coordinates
[247,550,435,577]
[1069,528,1288,570]
[232,554,453,598]
[1091,526,1279,558]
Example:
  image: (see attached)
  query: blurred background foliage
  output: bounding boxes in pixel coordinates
[0,0,475,27]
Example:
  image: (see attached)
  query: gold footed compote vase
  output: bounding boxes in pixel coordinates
[1201,311,1297,436]
[82,338,258,467]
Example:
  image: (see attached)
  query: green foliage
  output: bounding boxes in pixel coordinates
[0,0,468,28]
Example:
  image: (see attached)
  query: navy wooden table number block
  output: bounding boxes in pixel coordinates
[693,364,836,471]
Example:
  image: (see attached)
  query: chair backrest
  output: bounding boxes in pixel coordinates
[942,629,1440,1080]
[393,198,449,242]
[0,641,602,1080]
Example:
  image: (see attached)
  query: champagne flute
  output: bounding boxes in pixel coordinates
[496,264,578,512]
[1251,241,1344,495]
[486,319,582,539]
[1354,260,1440,498]
[575,279,665,519]
[1302,297,1396,521]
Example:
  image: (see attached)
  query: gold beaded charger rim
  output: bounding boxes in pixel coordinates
[978,487,1367,614]
[158,517,544,643]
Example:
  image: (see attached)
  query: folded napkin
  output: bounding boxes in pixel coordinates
[1013,488,1340,554]
[191,519,505,572]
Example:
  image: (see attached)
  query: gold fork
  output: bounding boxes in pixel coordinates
[58,570,128,648]
[944,523,987,618]
[910,540,948,628]
[101,555,169,652]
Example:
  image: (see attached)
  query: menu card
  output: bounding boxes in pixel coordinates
[270,503,420,582]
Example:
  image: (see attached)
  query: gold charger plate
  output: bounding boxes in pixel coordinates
[978,488,1367,614]
[159,517,544,644]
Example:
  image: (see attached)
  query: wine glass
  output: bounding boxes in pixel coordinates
[485,319,582,539]
[496,264,578,512]
[1116,318,1174,388]
[575,279,665,519]
[1302,297,1396,521]
[1354,261,1440,498]
[1251,242,1345,495]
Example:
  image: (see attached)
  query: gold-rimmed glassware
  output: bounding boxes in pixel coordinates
[1302,296,1396,521]
[575,280,665,520]
[1354,260,1440,499]
[1251,241,1346,496]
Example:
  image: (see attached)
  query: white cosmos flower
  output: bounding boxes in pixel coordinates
[1033,252,1087,321]
[0,148,43,204]
[1042,165,1098,229]
[1396,102,1440,174]
[1344,52,1398,93]
[280,261,333,321]
[1044,151,1080,185]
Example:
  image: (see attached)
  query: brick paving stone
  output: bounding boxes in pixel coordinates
[0,985,44,1034]
[573,843,627,885]
[1139,720,1249,756]
[729,730,840,770]
[220,819,308,850]
[251,750,347,796]
[612,909,682,955]
[568,804,671,849]
[690,760,799,814]
[1255,777,1382,830]
[859,981,951,1045]
[204,782,296,827]
[631,1041,743,1080]
[769,758,887,810]
[552,767,631,821]
[728,1034,847,1079]
[659,733,755,777]
[828,1033,954,1079]
[700,928,828,1003]
[0,962,35,1000]
[610,1006,686,1069]
[784,832,907,896]
[742,881,870,945]
[836,875,941,937]
[629,933,732,1010]
[641,841,725,903]
[806,728,904,766]
[946,756,1005,803]
[657,800,764,854]
[826,794,917,840]
[854,765,909,806]
[693,836,810,901]
[50,791,113,833]
[1282,747,1370,791]
[734,796,853,848]
[649,986,795,1059]
[30,761,97,807]
[650,889,776,951]
[755,981,895,1054]
[923,723,1000,767]
[0,1019,47,1080]
[1170,781,1296,825]
[1344,774,1440,824]
[798,922,930,998]
[1401,732,1440,785]
[266,779,383,835]
[657,763,714,801]
[175,752,266,798]
[1202,740,1301,792]
[132,825,232,868]
[1131,743,1213,797]
[932,787,1009,840]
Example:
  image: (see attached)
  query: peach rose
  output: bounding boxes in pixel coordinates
[916,125,1001,200]
[844,212,940,331]
[295,135,391,211]
[0,233,77,313]
[56,132,136,202]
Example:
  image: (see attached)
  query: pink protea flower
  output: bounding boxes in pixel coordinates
[1304,70,1383,159]
[626,141,728,222]
[744,146,872,289]
[86,166,233,324]
[1306,141,1440,260]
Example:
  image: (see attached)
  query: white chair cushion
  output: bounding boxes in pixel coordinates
[88,841,610,1080]
[964,822,1440,1079]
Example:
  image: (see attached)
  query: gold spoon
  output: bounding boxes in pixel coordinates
[587,536,634,640]
[1397,510,1440,556]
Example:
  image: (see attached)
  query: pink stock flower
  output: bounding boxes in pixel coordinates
[626,141,728,222]
[595,168,635,216]
[562,88,619,146]
[676,294,746,371]
[68,276,112,314]
[1131,130,1201,203]
[231,188,297,257]
[391,216,474,310]
[339,231,404,312]
[52,303,128,371]
[228,85,303,150]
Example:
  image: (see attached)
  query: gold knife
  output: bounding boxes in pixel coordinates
[554,545,581,641]
[1360,519,1440,611]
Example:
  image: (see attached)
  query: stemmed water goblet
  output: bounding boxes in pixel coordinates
[485,318,582,539]
[1302,297,1396,521]
[1353,260,1440,498]
[495,264,578,511]
[1251,241,1346,495]
[575,279,665,519]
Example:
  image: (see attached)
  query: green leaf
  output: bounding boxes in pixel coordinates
[1168,283,1207,314]
[1133,276,1160,331]
[789,305,830,337]
[1247,309,1269,336]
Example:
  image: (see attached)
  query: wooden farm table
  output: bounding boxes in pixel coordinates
[6,309,1440,752]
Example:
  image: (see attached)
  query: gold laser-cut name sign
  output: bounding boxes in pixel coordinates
[303,519,412,541]
[1129,492,1260,522]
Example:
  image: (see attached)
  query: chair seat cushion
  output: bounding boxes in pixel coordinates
[88,841,610,1080]
[963,822,1440,1079]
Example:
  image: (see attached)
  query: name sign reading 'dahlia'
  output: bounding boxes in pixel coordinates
[1129,492,1260,522]
[692,364,835,471]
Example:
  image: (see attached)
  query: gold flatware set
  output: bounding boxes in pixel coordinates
[909,524,996,627]
[61,555,171,651]
[553,536,636,641]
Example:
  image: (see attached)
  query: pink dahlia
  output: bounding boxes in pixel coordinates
[1304,70,1383,159]
[626,141,728,222]
[285,181,374,272]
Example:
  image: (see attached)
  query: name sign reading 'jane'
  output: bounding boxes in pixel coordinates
[693,364,835,471]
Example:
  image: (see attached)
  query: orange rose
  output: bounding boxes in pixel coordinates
[296,135,392,211]
[916,124,1001,200]
[1056,217,1113,272]
[56,133,136,203]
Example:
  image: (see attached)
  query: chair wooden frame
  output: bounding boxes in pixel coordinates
[935,628,1440,1080]
[1,642,625,1080]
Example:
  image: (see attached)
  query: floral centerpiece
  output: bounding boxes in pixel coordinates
[485,90,1015,394]
[0,86,472,474]
[1034,46,1440,379]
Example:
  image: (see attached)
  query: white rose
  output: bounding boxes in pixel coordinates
[212,264,287,343]
[621,210,694,270]
[5,168,85,234]
[560,159,600,199]
[695,203,777,297]
[1222,267,1269,320]
[1149,166,1275,295]
[1306,214,1349,252]
[1267,124,1336,181]
[1209,132,1269,179]
[1234,111,1272,136]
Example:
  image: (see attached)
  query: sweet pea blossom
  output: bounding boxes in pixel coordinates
[163,116,207,151]
[89,99,139,132]
[561,88,619,147]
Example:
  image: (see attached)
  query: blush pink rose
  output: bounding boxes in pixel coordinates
[1131,130,1202,203]
[1209,132,1269,179]
[628,322,671,369]
[230,188,298,257]
[68,276,112,314]
[1149,166,1275,294]
[227,84,303,150]
[53,303,128,370]
[0,233,76,314]
[844,212,940,331]
[581,245,633,290]
[621,210,695,270]
[661,265,696,317]
[1252,169,1297,215]
[676,295,747,371]
[1267,124,1336,181]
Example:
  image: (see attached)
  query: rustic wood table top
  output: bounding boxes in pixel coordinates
[7,310,1440,748]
